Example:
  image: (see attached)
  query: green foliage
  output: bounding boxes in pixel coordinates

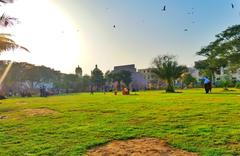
[220,74,232,90]
[108,70,132,89]
[120,70,132,87]
[1,61,60,88]
[195,46,228,83]
[152,55,187,92]
[196,25,240,78]
[0,1,29,52]
[181,73,197,87]
[235,82,240,88]
[91,65,104,91]
[82,75,91,91]
[54,74,81,91]
[0,61,90,93]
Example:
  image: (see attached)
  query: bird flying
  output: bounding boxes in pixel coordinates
[162,5,166,11]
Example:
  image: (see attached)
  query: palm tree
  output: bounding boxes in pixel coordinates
[0,34,29,52]
[0,0,28,52]
[0,0,13,4]
[152,55,187,93]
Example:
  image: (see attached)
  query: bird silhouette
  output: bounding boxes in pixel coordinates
[162,5,166,11]
[184,29,188,32]
[113,25,116,28]
[231,3,234,9]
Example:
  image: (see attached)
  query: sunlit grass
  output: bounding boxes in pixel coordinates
[1,88,240,155]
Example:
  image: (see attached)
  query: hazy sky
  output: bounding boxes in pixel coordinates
[1,0,240,75]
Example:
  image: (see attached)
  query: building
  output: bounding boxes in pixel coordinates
[114,64,137,73]
[139,67,202,89]
[138,68,161,89]
[215,67,240,81]
[113,64,147,90]
[75,65,82,78]
[189,66,240,82]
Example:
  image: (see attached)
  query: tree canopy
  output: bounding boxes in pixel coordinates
[152,55,187,93]
[0,0,29,53]
[91,65,104,91]
[195,25,240,80]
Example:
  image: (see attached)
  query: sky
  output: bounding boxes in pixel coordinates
[0,0,240,75]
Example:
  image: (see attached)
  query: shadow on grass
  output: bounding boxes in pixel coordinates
[207,91,240,95]
[162,91,183,94]
[129,94,139,96]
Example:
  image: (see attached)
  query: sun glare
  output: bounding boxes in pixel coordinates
[0,0,82,73]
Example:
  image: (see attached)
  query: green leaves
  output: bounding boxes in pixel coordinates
[152,55,187,92]
[195,25,240,81]
[196,25,240,73]
[0,34,29,52]
[108,70,132,88]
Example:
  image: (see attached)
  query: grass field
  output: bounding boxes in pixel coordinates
[1,88,240,156]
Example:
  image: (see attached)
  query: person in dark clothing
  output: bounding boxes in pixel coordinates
[90,85,94,95]
[202,77,212,93]
[40,86,43,97]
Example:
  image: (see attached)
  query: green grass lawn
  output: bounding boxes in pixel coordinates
[1,88,240,156]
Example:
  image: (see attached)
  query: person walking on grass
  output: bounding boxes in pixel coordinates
[202,77,212,94]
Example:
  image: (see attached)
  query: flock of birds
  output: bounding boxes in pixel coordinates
[110,2,238,32]
[58,2,239,35]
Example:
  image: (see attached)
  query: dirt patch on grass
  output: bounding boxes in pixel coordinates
[15,101,28,105]
[228,142,240,150]
[24,108,58,116]
[87,138,198,156]
[0,115,7,120]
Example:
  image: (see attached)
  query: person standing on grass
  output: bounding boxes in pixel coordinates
[202,77,212,94]
[90,85,94,95]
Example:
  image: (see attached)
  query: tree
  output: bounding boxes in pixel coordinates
[219,69,232,90]
[109,71,122,91]
[0,34,29,52]
[195,25,240,81]
[0,1,29,96]
[195,41,228,83]
[214,25,240,67]
[91,65,104,91]
[119,70,132,89]
[181,73,196,88]
[82,74,91,92]
[0,1,28,53]
[152,55,187,93]
[104,70,112,84]
[108,70,132,91]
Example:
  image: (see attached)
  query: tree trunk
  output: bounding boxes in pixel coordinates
[211,70,215,85]
[117,80,121,91]
[166,79,175,93]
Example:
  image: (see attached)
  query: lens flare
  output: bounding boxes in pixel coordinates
[0,61,13,87]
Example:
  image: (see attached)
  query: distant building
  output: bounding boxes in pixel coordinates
[231,69,240,81]
[75,65,82,78]
[113,64,147,90]
[138,68,161,89]
[215,67,240,81]
[114,64,137,73]
[190,66,240,82]
[139,67,201,89]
